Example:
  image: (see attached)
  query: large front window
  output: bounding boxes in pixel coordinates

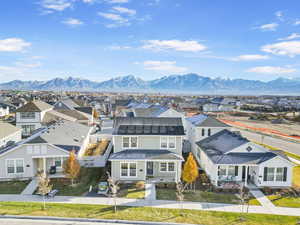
[20,112,35,119]
[265,167,275,181]
[120,162,136,177]
[228,166,236,176]
[160,137,176,149]
[122,137,138,148]
[264,167,287,182]
[54,157,63,168]
[7,159,24,174]
[160,162,175,172]
[21,125,35,135]
[218,165,227,176]
[276,168,284,181]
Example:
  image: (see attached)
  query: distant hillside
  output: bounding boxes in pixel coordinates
[0,74,300,94]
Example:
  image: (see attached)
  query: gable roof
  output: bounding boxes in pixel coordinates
[27,120,91,152]
[186,114,229,127]
[55,98,80,110]
[113,117,184,135]
[75,107,93,115]
[133,107,169,117]
[16,100,52,112]
[0,123,21,139]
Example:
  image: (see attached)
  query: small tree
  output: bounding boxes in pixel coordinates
[182,152,199,191]
[63,150,81,186]
[107,172,119,213]
[37,172,52,210]
[176,182,185,215]
[93,108,99,119]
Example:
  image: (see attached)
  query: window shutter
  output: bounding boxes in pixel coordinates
[263,167,268,181]
[283,167,287,182]
[217,166,220,176]
[235,166,238,176]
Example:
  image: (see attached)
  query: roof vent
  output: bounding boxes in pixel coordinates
[246,146,252,152]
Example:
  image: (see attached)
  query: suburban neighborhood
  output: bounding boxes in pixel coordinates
[0,90,299,225]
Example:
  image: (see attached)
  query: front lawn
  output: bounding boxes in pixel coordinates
[156,188,260,205]
[50,168,105,196]
[268,195,300,208]
[0,180,30,194]
[0,201,299,225]
[118,183,145,199]
[293,166,300,187]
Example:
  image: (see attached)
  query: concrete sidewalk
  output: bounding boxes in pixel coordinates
[1,194,300,217]
[21,179,38,195]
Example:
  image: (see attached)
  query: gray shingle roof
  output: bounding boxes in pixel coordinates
[27,120,91,152]
[186,114,229,127]
[113,117,184,135]
[109,149,183,161]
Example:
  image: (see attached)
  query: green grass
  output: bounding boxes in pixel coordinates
[0,180,30,194]
[50,178,92,196]
[0,201,299,225]
[268,194,300,208]
[118,184,145,199]
[156,189,260,205]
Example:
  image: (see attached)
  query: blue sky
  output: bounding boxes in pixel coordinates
[1,0,300,82]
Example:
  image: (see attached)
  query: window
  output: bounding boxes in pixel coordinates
[160,137,168,148]
[20,112,35,119]
[276,168,285,181]
[201,128,205,136]
[122,137,138,148]
[208,128,211,136]
[7,160,15,174]
[21,125,35,135]
[168,137,176,149]
[218,165,226,176]
[266,167,275,181]
[160,162,175,172]
[16,160,24,173]
[7,159,24,174]
[160,137,176,149]
[120,162,137,177]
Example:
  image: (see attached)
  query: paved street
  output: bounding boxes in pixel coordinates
[233,128,300,156]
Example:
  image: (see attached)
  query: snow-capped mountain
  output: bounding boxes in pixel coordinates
[0,74,299,94]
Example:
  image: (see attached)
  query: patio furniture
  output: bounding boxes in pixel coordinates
[47,189,59,198]
[49,166,56,174]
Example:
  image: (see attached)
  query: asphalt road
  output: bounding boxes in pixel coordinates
[233,128,300,156]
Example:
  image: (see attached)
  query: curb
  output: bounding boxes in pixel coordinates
[0,215,193,225]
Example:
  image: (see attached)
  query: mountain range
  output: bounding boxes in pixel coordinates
[0,74,300,94]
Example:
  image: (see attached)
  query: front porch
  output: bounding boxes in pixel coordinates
[32,156,68,177]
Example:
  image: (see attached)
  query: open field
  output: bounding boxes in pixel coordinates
[0,201,299,225]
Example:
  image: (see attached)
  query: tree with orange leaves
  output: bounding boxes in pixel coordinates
[63,150,81,186]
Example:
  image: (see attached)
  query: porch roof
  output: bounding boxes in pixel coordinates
[109,149,184,161]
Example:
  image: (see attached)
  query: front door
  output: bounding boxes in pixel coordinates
[146,162,154,176]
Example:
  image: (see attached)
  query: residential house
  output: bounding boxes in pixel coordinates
[109,117,185,183]
[0,123,22,148]
[186,114,230,155]
[16,100,53,136]
[0,120,92,180]
[195,129,294,188]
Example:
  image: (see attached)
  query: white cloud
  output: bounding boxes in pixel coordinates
[82,0,94,3]
[142,40,207,52]
[98,12,127,22]
[105,0,129,3]
[143,60,187,73]
[275,11,284,21]
[112,6,136,16]
[278,33,300,41]
[256,23,278,31]
[294,20,300,26]
[0,38,31,52]
[261,41,300,57]
[246,66,296,74]
[40,0,72,12]
[108,45,131,50]
[231,54,269,61]
[62,18,84,27]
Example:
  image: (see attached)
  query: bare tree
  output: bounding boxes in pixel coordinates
[176,182,188,215]
[107,172,119,213]
[37,172,52,210]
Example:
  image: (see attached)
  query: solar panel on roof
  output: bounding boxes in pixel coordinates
[159,126,167,134]
[152,126,159,134]
[127,125,136,134]
[136,125,143,134]
[144,125,151,134]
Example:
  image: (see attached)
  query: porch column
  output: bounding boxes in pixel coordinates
[244,165,248,186]
[43,157,46,175]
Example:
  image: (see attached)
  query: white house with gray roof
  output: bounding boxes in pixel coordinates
[109,117,185,183]
[0,120,92,180]
[186,114,230,156]
[0,123,22,148]
[196,129,294,188]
